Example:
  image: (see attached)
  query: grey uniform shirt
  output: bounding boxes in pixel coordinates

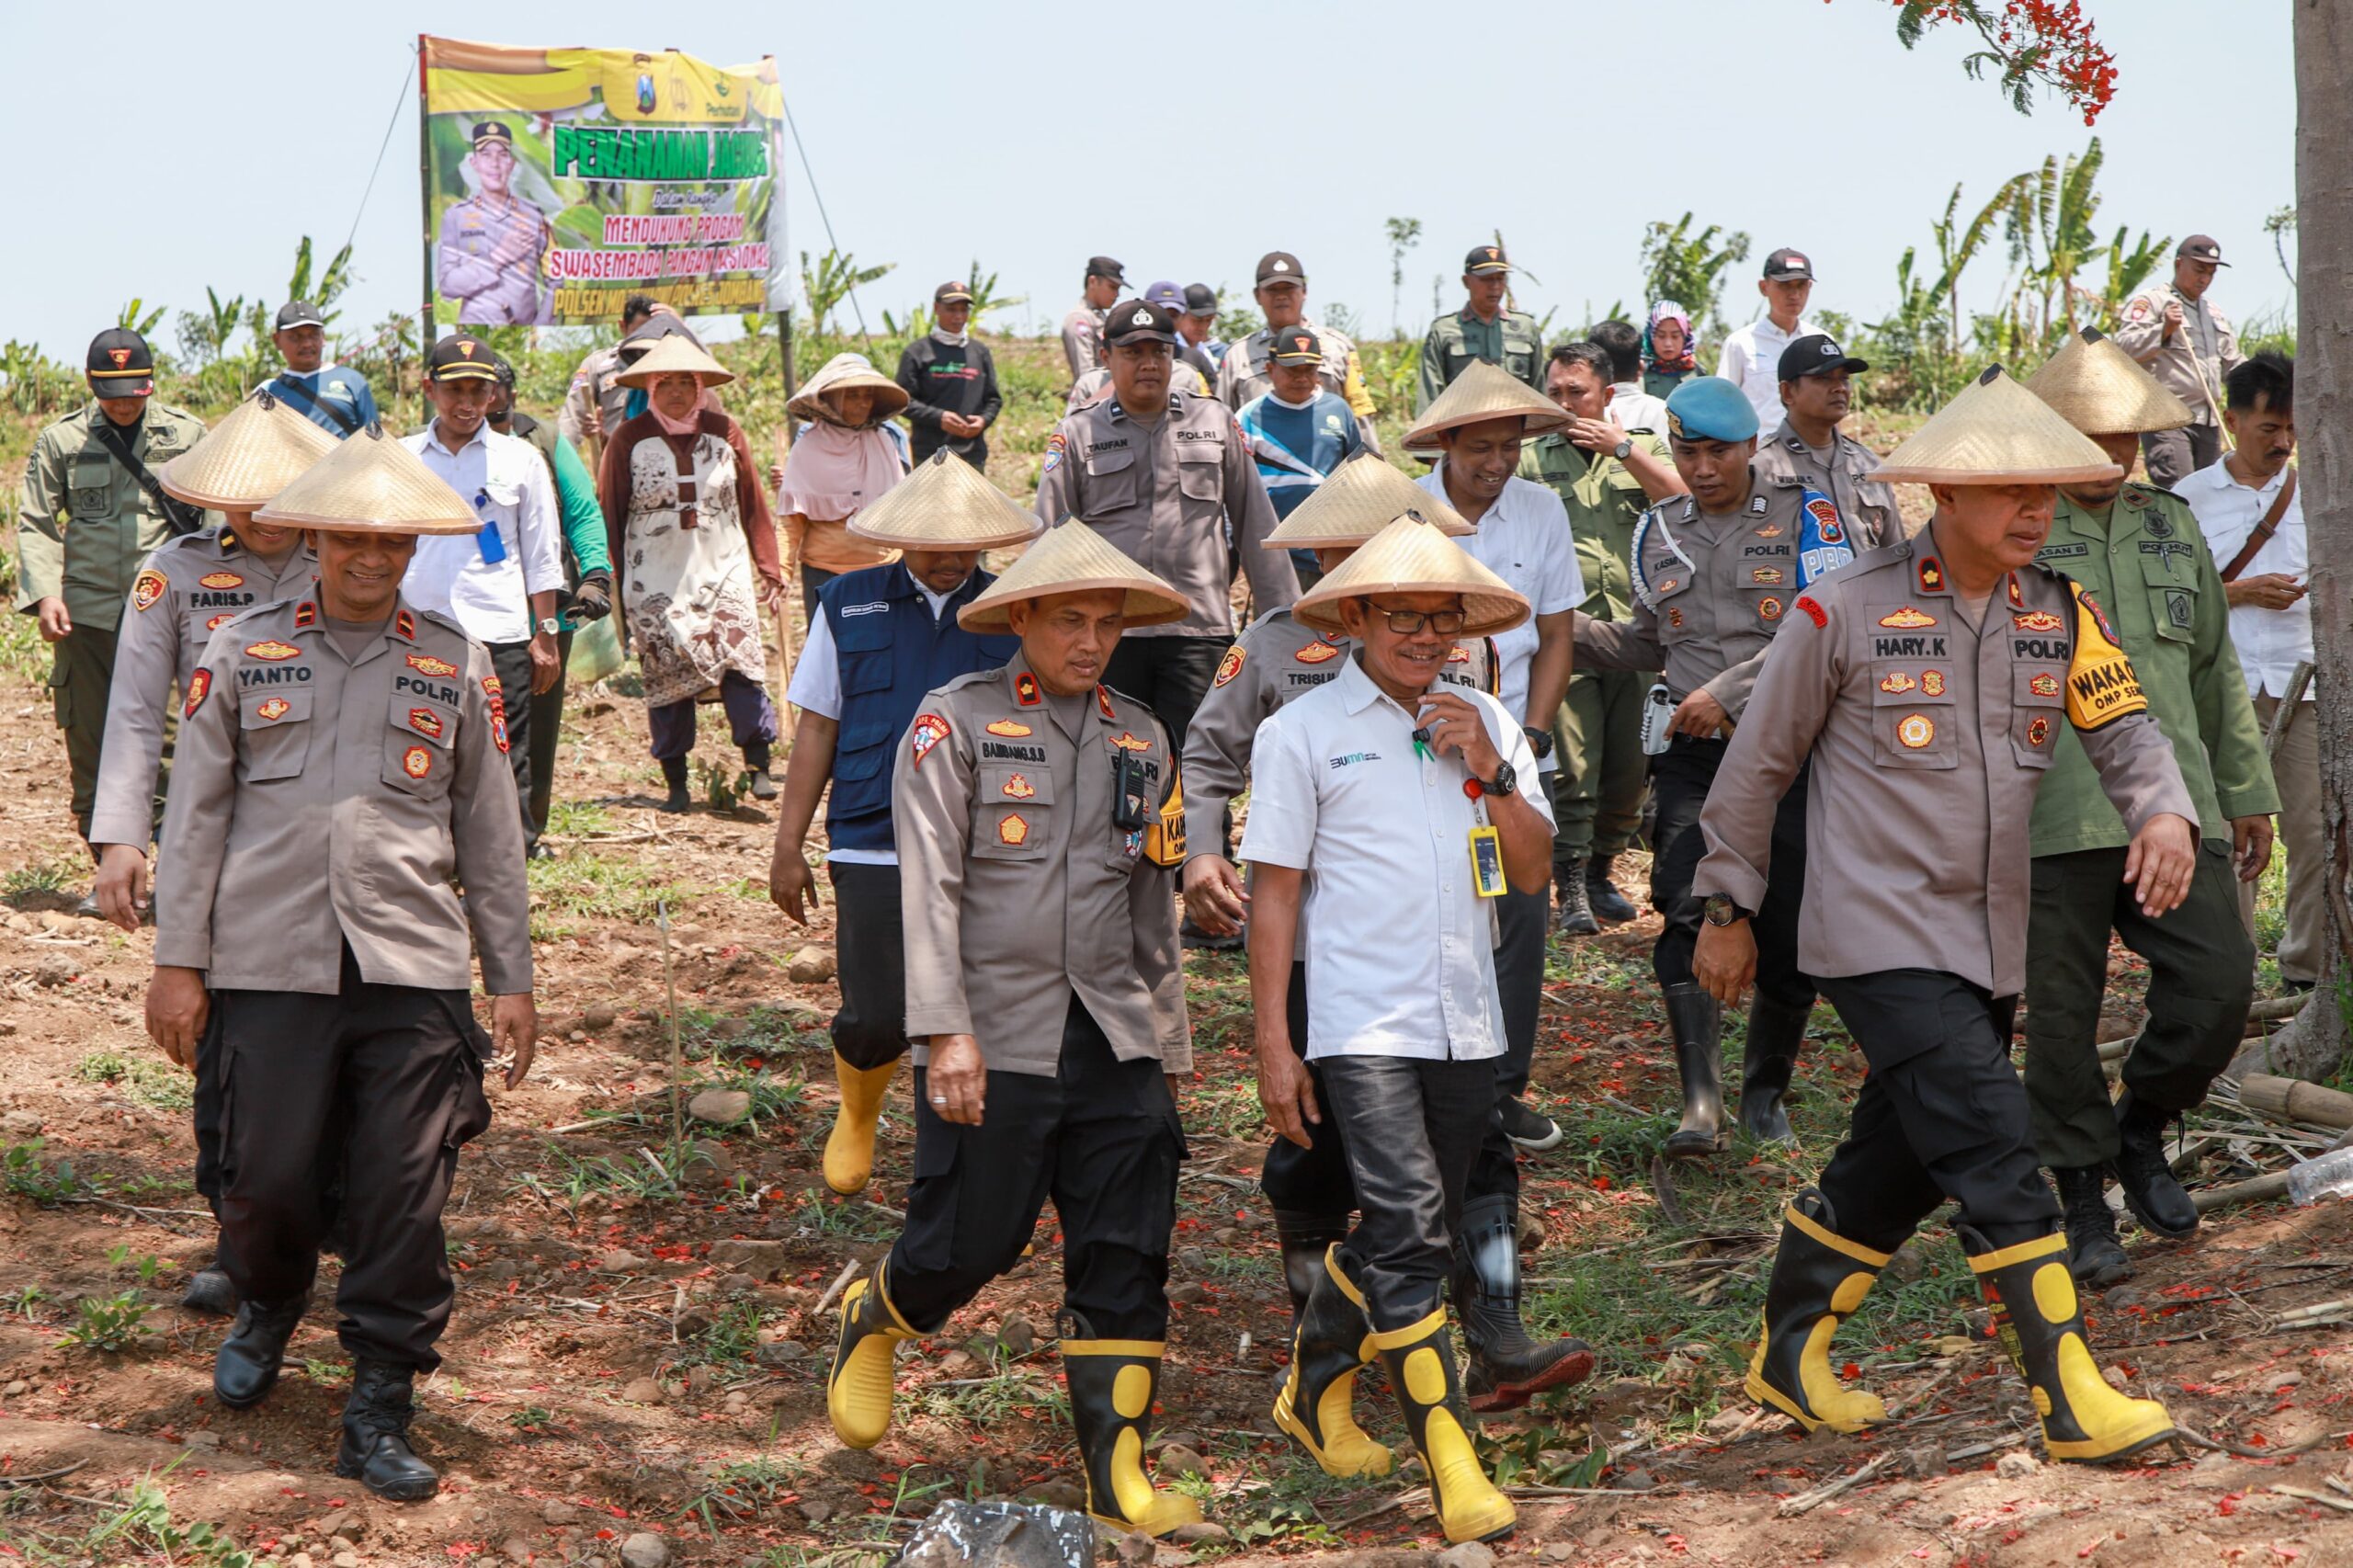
[2112,283,2244,426]
[89,531,315,847]
[1034,391,1298,638]
[1753,419,1902,549]
[1062,304,1107,382]
[155,595,532,996]
[894,653,1190,1078]
[1693,525,2192,1006]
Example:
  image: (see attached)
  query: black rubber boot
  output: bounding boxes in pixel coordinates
[1745,1189,1893,1434]
[2054,1165,2131,1287]
[1452,1194,1595,1412]
[1738,994,1810,1144]
[744,740,779,801]
[1271,1209,1351,1331]
[1555,858,1600,936]
[657,756,691,813]
[1059,1311,1201,1537]
[1663,983,1727,1159]
[1271,1248,1392,1480]
[1586,855,1638,925]
[181,1267,238,1317]
[335,1359,439,1501]
[213,1296,308,1408]
[2109,1090,2198,1238]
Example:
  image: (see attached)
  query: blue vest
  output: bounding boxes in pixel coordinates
[820,563,1018,852]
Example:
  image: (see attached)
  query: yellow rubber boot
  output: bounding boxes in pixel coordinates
[1372,1307,1515,1545]
[1745,1189,1893,1434]
[1061,1315,1204,1539]
[1272,1244,1392,1478]
[826,1262,917,1449]
[1963,1227,2177,1464]
[823,1056,897,1195]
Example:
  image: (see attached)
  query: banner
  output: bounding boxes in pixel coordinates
[419,36,785,326]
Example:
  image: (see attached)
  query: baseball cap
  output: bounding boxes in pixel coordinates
[427,335,502,381]
[2177,234,2229,267]
[1777,334,1869,381]
[1085,255,1126,283]
[1268,326,1324,365]
[1664,377,1760,444]
[1464,244,1509,275]
[1182,283,1218,318]
[275,301,325,332]
[1762,247,1814,281]
[1142,280,1187,313]
[933,279,974,304]
[85,327,154,397]
[1102,300,1177,347]
[1255,251,1306,287]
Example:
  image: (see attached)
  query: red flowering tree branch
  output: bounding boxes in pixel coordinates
[1883,0,2118,124]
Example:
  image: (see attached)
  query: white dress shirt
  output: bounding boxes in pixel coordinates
[1238,654,1551,1062]
[1608,381,1672,435]
[1715,313,1818,432]
[2179,457,2311,699]
[401,422,563,645]
[1415,467,1586,769]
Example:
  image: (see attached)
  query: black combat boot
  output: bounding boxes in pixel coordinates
[213,1295,308,1407]
[1555,859,1599,936]
[336,1359,439,1501]
[1452,1194,1594,1411]
[1586,855,1638,924]
[181,1267,237,1317]
[2109,1091,2198,1238]
[658,756,690,813]
[1663,983,1727,1159]
[2053,1165,2131,1286]
[744,740,779,801]
[1738,994,1811,1144]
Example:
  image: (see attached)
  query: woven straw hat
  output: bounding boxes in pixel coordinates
[162,389,336,509]
[1263,451,1472,548]
[1874,366,2123,486]
[1402,360,1571,452]
[254,426,481,535]
[849,449,1043,550]
[788,352,909,424]
[1292,516,1529,637]
[957,521,1188,632]
[2024,328,2194,436]
[616,335,737,391]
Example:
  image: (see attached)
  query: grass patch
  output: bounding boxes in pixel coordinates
[545,798,619,837]
[3,855,80,906]
[76,1051,195,1110]
[528,857,680,937]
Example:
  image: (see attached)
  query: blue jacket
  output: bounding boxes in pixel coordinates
[820,562,1018,852]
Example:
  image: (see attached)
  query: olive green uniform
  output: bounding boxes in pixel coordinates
[1416,307,1543,412]
[14,401,210,839]
[2024,484,2277,1167]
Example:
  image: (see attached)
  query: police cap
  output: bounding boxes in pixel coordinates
[85,328,154,398]
[427,335,502,382]
[1255,252,1306,287]
[1463,244,1509,275]
[1664,376,1760,444]
[1102,300,1178,347]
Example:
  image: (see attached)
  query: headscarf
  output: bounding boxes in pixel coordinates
[1643,300,1698,375]
[778,354,907,520]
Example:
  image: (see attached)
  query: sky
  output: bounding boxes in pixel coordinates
[0,0,2297,365]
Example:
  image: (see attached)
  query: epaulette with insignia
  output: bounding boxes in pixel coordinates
[394,608,416,642]
[293,600,317,629]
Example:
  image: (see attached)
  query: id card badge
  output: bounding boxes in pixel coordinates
[473,489,507,564]
[1469,825,1506,899]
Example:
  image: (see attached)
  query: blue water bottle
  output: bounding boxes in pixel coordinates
[473,487,507,564]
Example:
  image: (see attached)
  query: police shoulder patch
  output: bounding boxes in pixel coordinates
[132,570,167,613]
[1213,643,1246,687]
[183,668,211,719]
[910,711,952,768]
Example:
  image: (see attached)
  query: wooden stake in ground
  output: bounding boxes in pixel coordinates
[657,897,685,1171]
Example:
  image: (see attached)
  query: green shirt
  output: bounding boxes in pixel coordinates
[2028,483,2278,855]
[1643,366,1694,402]
[1417,306,1544,411]
[1517,429,1667,622]
[15,401,211,632]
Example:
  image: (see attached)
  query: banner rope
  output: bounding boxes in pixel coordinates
[347,44,420,263]
[779,92,871,351]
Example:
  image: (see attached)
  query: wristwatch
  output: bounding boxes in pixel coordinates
[1702,893,1748,926]
[537,617,563,638]
[1612,436,1634,461]
[1483,760,1518,798]
[1520,724,1554,760]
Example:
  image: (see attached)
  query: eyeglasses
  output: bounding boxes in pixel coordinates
[1370,607,1467,636]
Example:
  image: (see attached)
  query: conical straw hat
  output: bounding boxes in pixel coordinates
[1263,450,1472,547]
[1292,517,1529,637]
[849,449,1044,550]
[958,520,1188,632]
[2023,328,2194,436]
[1402,359,1572,452]
[254,426,481,535]
[1874,366,2122,486]
[788,351,909,423]
[616,334,737,390]
[161,389,336,509]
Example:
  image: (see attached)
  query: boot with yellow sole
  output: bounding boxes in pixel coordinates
[1272,1244,1392,1479]
[826,1261,918,1449]
[1745,1188,1894,1434]
[1060,1312,1204,1538]
[1372,1307,1516,1544]
[823,1055,897,1196]
[1963,1226,2177,1464]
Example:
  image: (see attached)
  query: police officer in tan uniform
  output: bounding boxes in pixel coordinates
[144,428,536,1502]
[2113,236,2244,487]
[824,524,1199,1537]
[1215,253,1381,449]
[1752,334,1900,547]
[1691,367,2197,1467]
[1060,256,1125,383]
[436,121,550,325]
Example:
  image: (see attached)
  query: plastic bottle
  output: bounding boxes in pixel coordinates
[2286,1147,2353,1206]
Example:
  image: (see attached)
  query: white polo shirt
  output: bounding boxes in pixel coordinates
[1238,654,1550,1062]
[1715,313,1819,432]
[1415,466,1584,769]
[401,422,564,645]
[2179,457,2311,700]
[1608,381,1672,435]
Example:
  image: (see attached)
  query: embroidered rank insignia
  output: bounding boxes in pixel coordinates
[256,697,291,722]
[2006,574,2026,608]
[406,653,459,676]
[1294,641,1340,664]
[1795,596,1828,629]
[2064,583,2148,731]
[2028,715,2052,746]
[293,600,317,629]
[183,669,211,718]
[244,640,301,661]
[1110,732,1153,752]
[1757,597,1783,620]
[1654,577,1681,596]
[1896,713,1937,749]
[132,569,167,612]
[409,707,445,739]
[1921,670,1947,697]
[1666,608,1685,629]
[1015,671,1041,707]
[2012,610,2065,632]
[2123,489,2151,513]
[482,673,504,699]
[1213,644,1246,687]
[984,719,1032,737]
[205,613,233,631]
[1878,607,1936,629]
[198,571,244,590]
[1917,557,1944,593]
[1754,523,1784,539]
[395,608,415,640]
[997,812,1030,846]
[2031,672,2061,698]
[1097,686,1117,721]
[1880,671,1916,694]
[403,745,433,779]
[1001,772,1037,800]
[910,711,951,768]
[1751,566,1785,585]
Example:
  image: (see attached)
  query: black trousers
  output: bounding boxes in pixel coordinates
[1652,738,1814,1007]
[887,999,1183,1340]
[207,947,493,1369]
[525,628,573,839]
[484,639,537,855]
[2140,424,2222,492]
[2024,843,2253,1169]
[1495,883,1549,1097]
[1813,969,2059,1253]
[1322,1055,1495,1329]
[829,861,908,1072]
[1102,635,1233,761]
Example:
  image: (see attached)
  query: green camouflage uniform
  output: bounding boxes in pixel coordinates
[1417,306,1543,411]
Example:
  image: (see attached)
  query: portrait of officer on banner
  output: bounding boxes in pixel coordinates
[435,120,551,325]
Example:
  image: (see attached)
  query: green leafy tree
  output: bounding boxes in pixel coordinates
[1385,217,1423,337]
[1637,215,1750,345]
[799,249,893,338]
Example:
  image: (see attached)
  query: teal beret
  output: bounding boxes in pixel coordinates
[1665,376,1759,443]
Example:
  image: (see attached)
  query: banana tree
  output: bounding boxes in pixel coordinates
[799,249,892,338]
